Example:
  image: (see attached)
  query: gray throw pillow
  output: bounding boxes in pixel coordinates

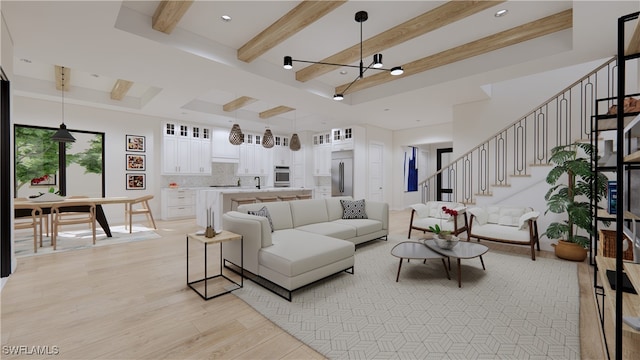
[340,199,368,219]
[248,206,274,232]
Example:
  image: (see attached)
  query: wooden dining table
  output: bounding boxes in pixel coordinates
[14,197,130,237]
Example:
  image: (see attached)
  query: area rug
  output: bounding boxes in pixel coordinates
[14,224,161,257]
[233,236,580,359]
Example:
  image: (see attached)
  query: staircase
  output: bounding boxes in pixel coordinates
[419,57,622,207]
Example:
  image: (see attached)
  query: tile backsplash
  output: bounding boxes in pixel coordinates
[162,163,243,187]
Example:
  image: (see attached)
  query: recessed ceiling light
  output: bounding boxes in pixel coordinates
[495,9,508,17]
[340,70,348,75]
[221,15,232,22]
[19,58,31,63]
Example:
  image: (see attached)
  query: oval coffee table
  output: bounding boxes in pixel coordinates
[391,241,450,282]
[423,239,489,288]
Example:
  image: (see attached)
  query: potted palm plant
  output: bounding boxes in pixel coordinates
[544,141,609,261]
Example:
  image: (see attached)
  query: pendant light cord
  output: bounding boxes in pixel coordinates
[61,66,65,125]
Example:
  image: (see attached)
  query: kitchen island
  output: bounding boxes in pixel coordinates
[195,187,314,231]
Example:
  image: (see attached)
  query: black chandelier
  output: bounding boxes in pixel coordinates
[283,10,403,101]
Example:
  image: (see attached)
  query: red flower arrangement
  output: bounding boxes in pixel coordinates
[442,206,458,217]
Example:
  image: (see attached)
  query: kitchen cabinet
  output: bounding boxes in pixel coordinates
[273,135,292,166]
[189,126,211,174]
[313,132,331,176]
[161,188,196,220]
[331,127,354,151]
[162,123,191,174]
[162,122,211,175]
[314,186,331,199]
[212,127,240,163]
[237,133,273,176]
[292,146,306,188]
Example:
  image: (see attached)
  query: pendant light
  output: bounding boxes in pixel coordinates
[228,108,244,145]
[289,111,301,151]
[262,128,274,148]
[229,123,244,145]
[51,66,76,142]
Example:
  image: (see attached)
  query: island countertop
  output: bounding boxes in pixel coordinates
[195,188,314,231]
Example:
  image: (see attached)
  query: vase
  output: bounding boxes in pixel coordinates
[433,234,459,250]
[553,240,587,261]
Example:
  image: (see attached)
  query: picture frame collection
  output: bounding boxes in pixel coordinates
[125,135,146,190]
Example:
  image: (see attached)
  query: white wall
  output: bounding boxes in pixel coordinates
[13,96,163,224]
[452,58,613,158]
[1,0,17,288]
[392,122,452,210]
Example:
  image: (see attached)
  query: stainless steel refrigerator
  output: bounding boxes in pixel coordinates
[332,150,353,197]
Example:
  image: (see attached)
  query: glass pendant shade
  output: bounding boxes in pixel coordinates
[289,133,301,151]
[229,123,244,145]
[262,129,274,148]
[52,123,76,142]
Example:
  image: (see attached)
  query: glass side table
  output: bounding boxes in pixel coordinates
[186,230,243,300]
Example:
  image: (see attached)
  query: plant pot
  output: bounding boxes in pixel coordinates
[552,240,588,261]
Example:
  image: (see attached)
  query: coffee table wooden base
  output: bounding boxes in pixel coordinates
[424,239,489,288]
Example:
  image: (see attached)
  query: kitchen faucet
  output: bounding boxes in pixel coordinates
[254,176,261,190]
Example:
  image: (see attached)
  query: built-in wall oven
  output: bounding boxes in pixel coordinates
[274,166,290,187]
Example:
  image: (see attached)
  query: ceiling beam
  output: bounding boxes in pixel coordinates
[336,9,573,96]
[54,65,70,91]
[259,106,295,119]
[223,96,258,112]
[295,0,506,83]
[110,79,134,100]
[152,0,194,34]
[237,1,346,63]
[626,17,640,56]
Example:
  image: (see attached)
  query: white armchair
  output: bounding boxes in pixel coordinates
[467,205,540,260]
[407,201,468,239]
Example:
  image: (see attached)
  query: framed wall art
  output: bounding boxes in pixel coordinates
[126,173,146,190]
[126,134,145,152]
[126,154,145,171]
[30,174,56,186]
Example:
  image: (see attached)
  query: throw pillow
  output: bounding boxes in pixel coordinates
[248,206,274,232]
[340,199,368,219]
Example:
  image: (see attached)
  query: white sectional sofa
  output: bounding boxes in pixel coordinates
[467,205,540,260]
[408,201,468,239]
[222,197,389,300]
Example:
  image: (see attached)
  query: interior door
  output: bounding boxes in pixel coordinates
[437,147,453,201]
[368,142,383,201]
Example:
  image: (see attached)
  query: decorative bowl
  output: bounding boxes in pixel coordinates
[434,235,459,250]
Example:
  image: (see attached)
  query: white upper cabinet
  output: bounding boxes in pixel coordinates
[211,127,240,163]
[312,132,332,176]
[331,127,353,151]
[237,133,273,176]
[162,122,211,175]
[273,135,292,167]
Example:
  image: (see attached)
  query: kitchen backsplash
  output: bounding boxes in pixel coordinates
[162,163,246,187]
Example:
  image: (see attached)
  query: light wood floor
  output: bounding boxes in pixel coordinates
[1,210,605,359]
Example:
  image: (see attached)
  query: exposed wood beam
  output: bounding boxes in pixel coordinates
[626,16,640,56]
[54,65,70,91]
[296,0,506,82]
[238,1,346,63]
[110,79,134,101]
[223,96,258,112]
[259,106,294,119]
[152,0,194,34]
[336,9,573,95]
